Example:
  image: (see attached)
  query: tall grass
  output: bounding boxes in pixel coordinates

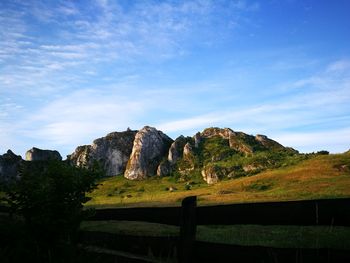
[86,153,350,208]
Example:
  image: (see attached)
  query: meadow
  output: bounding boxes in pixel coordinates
[86,152,350,208]
[81,152,350,251]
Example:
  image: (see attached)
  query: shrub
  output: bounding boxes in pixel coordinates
[2,161,101,262]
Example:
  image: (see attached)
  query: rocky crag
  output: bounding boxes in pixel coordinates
[1,126,300,185]
[0,150,23,183]
[67,129,137,176]
[124,126,173,180]
[68,126,299,184]
[0,148,63,184]
[26,147,62,161]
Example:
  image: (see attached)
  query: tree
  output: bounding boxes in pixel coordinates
[2,160,101,262]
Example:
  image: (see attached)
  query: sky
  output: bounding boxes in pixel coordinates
[1,0,350,158]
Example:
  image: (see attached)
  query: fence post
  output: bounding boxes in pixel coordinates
[178,196,197,263]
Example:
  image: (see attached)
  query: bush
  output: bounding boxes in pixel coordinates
[2,161,101,262]
[317,150,329,155]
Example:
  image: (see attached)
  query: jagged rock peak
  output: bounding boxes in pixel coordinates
[124,126,173,180]
[25,147,62,161]
[68,129,137,176]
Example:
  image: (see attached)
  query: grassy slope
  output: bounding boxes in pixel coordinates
[83,152,350,249]
[86,152,350,208]
[81,220,350,250]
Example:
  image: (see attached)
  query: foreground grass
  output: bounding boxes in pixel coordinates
[82,153,350,249]
[81,220,350,250]
[86,152,350,207]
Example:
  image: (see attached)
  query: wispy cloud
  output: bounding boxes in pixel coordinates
[1,1,349,157]
[156,59,350,152]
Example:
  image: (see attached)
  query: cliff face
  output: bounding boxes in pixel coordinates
[124,126,173,180]
[25,147,62,161]
[68,130,137,176]
[67,126,297,184]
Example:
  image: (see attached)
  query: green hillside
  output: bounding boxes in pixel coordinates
[86,151,350,208]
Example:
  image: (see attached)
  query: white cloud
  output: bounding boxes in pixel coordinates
[156,60,350,153]
[274,128,350,153]
[326,59,350,73]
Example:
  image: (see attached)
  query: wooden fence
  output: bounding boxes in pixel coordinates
[85,196,350,262]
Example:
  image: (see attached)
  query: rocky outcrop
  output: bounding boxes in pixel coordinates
[201,164,224,184]
[183,142,193,157]
[25,147,62,161]
[201,127,233,139]
[0,150,23,182]
[157,136,194,177]
[66,126,297,184]
[124,126,173,180]
[255,134,284,150]
[168,136,189,165]
[68,145,92,168]
[194,132,201,148]
[157,160,171,177]
[68,129,137,176]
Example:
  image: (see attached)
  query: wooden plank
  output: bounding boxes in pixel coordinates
[178,196,197,263]
[86,206,181,226]
[196,198,350,226]
[194,241,350,263]
[87,198,350,227]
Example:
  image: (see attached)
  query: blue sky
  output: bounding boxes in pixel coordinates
[1,0,350,158]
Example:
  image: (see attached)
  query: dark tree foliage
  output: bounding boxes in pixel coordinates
[316,150,330,155]
[1,160,101,262]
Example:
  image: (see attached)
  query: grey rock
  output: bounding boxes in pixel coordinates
[194,132,201,148]
[68,129,137,176]
[25,147,62,161]
[201,164,223,184]
[168,136,192,164]
[124,126,173,180]
[201,127,234,139]
[255,134,284,150]
[67,145,92,168]
[157,160,171,177]
[158,136,193,177]
[0,150,23,182]
[183,142,193,157]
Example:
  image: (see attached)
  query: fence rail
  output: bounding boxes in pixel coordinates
[2,197,350,262]
[87,197,350,226]
[85,197,350,262]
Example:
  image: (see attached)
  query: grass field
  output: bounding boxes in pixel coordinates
[81,220,350,250]
[86,152,350,208]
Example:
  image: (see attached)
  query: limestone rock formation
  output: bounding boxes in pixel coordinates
[124,126,173,180]
[255,134,284,150]
[157,136,193,177]
[201,127,234,139]
[156,160,171,177]
[25,147,62,161]
[194,132,201,148]
[168,136,188,165]
[68,145,92,168]
[68,129,137,176]
[64,126,297,184]
[0,150,23,182]
[201,164,224,184]
[183,142,193,157]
